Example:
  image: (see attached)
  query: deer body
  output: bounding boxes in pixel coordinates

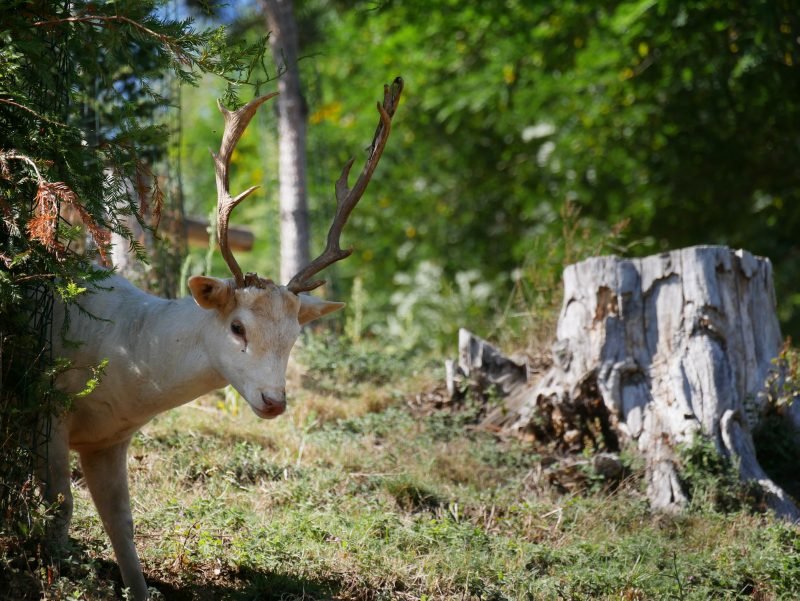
[56,277,216,449]
[54,274,253,451]
[46,273,341,600]
[39,78,402,601]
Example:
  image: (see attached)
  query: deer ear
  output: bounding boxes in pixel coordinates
[297,295,345,326]
[188,276,235,312]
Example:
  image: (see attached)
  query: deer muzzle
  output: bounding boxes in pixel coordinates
[254,390,286,419]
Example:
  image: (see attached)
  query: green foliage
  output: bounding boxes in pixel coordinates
[297,332,411,395]
[678,435,761,513]
[177,0,800,351]
[767,342,800,410]
[298,0,800,343]
[1,550,122,600]
[73,359,109,399]
[383,261,495,355]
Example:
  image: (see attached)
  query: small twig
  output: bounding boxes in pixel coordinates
[540,506,564,531]
[0,151,44,182]
[671,552,686,600]
[11,273,58,283]
[0,98,66,126]
[295,436,306,469]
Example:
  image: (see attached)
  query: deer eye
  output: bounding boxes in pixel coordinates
[230,320,246,338]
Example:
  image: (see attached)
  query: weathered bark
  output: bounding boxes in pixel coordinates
[446,329,528,399]
[489,245,799,519]
[260,0,311,284]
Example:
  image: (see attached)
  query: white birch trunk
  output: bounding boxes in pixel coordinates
[260,0,311,284]
[505,245,799,519]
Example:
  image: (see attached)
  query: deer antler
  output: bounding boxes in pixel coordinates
[212,92,279,288]
[286,77,404,294]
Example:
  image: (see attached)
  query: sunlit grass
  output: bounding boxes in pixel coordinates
[54,383,800,599]
[5,354,800,600]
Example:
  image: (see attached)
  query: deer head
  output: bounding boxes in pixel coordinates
[188,78,403,419]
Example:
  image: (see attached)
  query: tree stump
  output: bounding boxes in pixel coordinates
[500,245,799,519]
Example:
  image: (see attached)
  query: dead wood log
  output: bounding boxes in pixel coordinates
[445,329,527,399]
[486,245,799,519]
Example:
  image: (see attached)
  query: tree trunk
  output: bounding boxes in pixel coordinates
[260,0,311,284]
[108,175,152,286]
[494,245,799,519]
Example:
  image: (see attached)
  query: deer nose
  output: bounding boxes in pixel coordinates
[260,390,286,417]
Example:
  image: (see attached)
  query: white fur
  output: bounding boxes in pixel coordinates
[45,273,342,600]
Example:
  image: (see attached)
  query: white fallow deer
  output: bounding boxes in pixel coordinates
[43,78,403,601]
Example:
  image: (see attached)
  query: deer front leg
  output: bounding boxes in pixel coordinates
[39,418,73,549]
[80,439,149,601]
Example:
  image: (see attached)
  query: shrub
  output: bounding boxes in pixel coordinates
[678,436,761,514]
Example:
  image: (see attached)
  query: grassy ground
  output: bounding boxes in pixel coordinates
[2,345,800,600]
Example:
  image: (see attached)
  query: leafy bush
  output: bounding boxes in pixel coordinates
[379,261,496,355]
[678,436,761,513]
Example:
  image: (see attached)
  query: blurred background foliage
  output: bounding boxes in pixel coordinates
[179,0,800,351]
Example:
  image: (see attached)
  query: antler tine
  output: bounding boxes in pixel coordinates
[212,92,279,287]
[287,77,404,294]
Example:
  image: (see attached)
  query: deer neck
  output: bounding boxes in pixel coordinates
[136,296,228,410]
[67,285,231,415]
